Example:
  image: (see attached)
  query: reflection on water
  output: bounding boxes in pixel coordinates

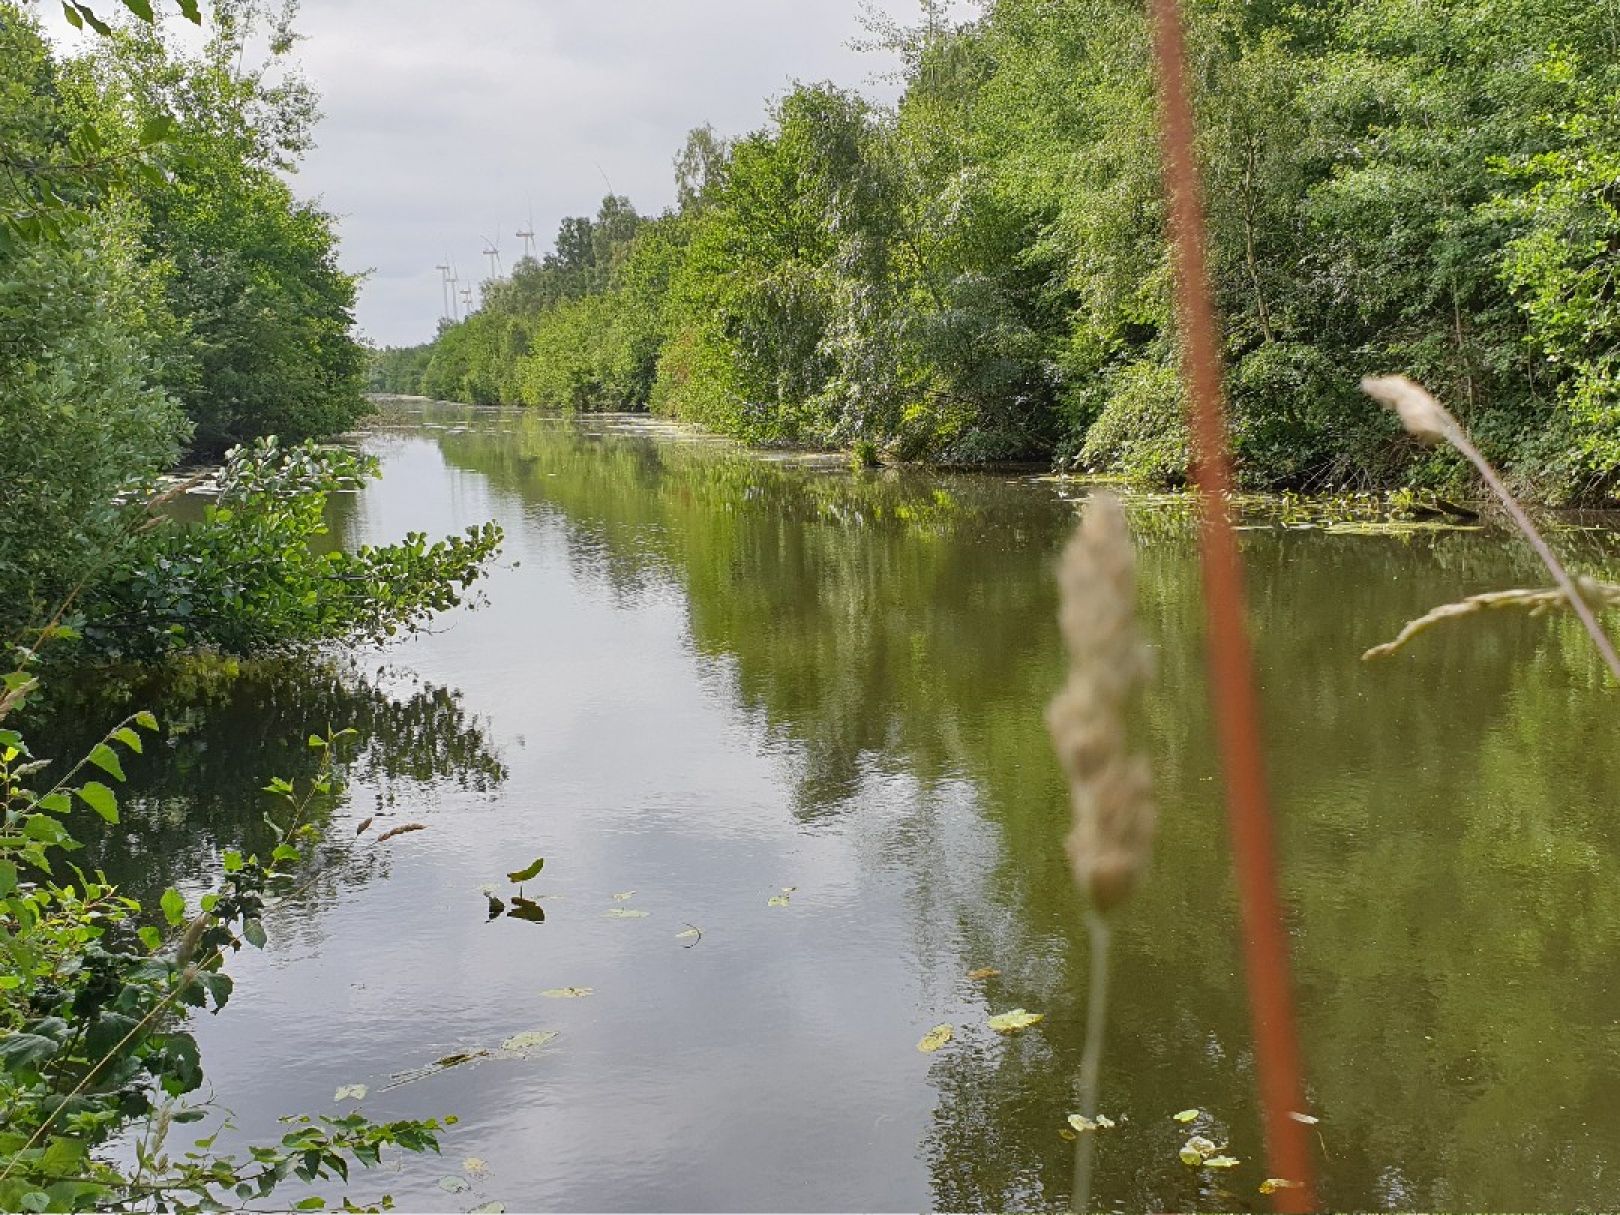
[38,402,1620,1211]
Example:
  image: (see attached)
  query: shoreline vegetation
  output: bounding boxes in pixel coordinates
[372,0,1620,508]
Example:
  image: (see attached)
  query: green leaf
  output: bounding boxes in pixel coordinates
[0,1033,60,1071]
[176,0,201,20]
[334,1084,367,1102]
[1068,1113,1115,1132]
[986,1008,1044,1033]
[916,1024,953,1053]
[307,734,327,749]
[112,727,143,754]
[134,711,158,731]
[1204,1155,1241,1169]
[242,919,267,949]
[138,114,174,145]
[87,744,125,782]
[1174,1108,1200,1123]
[506,856,544,882]
[160,887,186,927]
[120,0,155,20]
[0,861,16,899]
[138,926,162,952]
[77,782,118,824]
[35,792,70,815]
[437,1176,470,1194]
[500,1029,558,1054]
[295,1198,327,1211]
[223,850,243,873]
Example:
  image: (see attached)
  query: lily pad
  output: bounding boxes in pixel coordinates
[916,1024,953,1053]
[1173,1108,1200,1123]
[469,1204,505,1214]
[675,927,701,940]
[501,1029,559,1054]
[463,1158,488,1175]
[986,1008,1044,1033]
[333,1084,367,1102]
[1204,1155,1240,1170]
[605,908,648,919]
[438,1175,471,1193]
[1179,1135,1219,1166]
[540,987,593,999]
[767,894,791,907]
[613,890,636,901]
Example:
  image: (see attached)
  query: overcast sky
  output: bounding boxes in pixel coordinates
[56,1,978,347]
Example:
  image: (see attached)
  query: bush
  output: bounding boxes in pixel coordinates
[1080,361,1188,485]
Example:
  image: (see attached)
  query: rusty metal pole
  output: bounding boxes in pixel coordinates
[1146,0,1318,1208]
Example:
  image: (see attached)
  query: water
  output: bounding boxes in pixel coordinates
[34,402,1620,1211]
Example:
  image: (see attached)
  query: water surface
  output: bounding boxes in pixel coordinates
[41,403,1620,1211]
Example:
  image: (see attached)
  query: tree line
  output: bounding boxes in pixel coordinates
[377,0,1620,502]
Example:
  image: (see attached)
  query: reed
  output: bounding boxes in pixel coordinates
[1362,375,1620,683]
[1047,492,1156,1213]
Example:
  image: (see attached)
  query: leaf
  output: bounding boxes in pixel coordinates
[160,887,186,927]
[469,1205,505,1214]
[986,1009,1044,1033]
[334,1084,367,1102]
[1260,1179,1304,1195]
[376,823,427,842]
[1204,1155,1241,1169]
[540,987,593,999]
[506,857,545,882]
[356,816,374,835]
[1179,1146,1204,1167]
[767,895,790,907]
[916,1024,953,1053]
[77,781,117,824]
[605,908,648,919]
[0,1033,59,1071]
[437,1175,471,1193]
[463,1157,488,1175]
[295,1199,326,1211]
[1174,1108,1200,1123]
[675,927,701,940]
[223,850,243,873]
[1067,1113,1116,1132]
[112,726,143,754]
[138,926,162,952]
[242,919,267,949]
[138,114,174,145]
[508,896,545,924]
[612,890,636,900]
[134,711,158,731]
[87,743,125,782]
[966,967,1001,981]
[500,1029,559,1054]
[1288,1111,1320,1125]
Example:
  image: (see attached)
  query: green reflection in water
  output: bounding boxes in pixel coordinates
[435,409,1620,1211]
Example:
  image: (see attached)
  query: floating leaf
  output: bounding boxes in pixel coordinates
[767,894,790,907]
[356,816,374,836]
[916,1025,953,1053]
[437,1175,471,1193]
[675,927,701,940]
[986,1009,1044,1033]
[1179,1135,1219,1166]
[541,987,593,999]
[966,967,1001,981]
[1173,1108,1200,1123]
[508,895,545,924]
[1067,1114,1116,1133]
[487,894,506,921]
[612,890,636,901]
[380,1049,491,1091]
[376,823,427,843]
[1179,1146,1205,1167]
[500,1030,559,1054]
[605,908,648,919]
[1058,1128,1078,1142]
[334,1084,367,1102]
[507,857,545,883]
[1204,1155,1240,1170]
[469,1205,505,1214]
[463,1158,488,1175]
[1287,1111,1320,1125]
[1260,1179,1303,1195]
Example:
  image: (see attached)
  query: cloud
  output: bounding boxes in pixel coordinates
[267,0,954,347]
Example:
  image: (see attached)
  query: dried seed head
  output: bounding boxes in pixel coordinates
[1047,494,1156,912]
[1361,375,1456,446]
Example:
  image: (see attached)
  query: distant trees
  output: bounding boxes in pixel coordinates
[390,0,1620,502]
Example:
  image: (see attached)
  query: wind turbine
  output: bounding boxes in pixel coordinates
[434,263,452,322]
[460,285,475,314]
[516,211,536,261]
[448,258,462,322]
[481,233,503,279]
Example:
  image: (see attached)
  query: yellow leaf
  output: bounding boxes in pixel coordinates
[1260,1179,1302,1195]
[1173,1108,1200,1123]
[986,1008,1044,1033]
[1058,1128,1078,1142]
[463,1158,488,1175]
[1204,1155,1241,1170]
[966,967,1001,981]
[767,894,791,907]
[1067,1113,1116,1133]
[613,890,636,901]
[540,987,593,999]
[916,1024,953,1053]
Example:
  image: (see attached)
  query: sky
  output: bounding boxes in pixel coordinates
[57,0,972,347]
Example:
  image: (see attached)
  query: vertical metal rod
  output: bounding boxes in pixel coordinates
[1147,1,1318,1208]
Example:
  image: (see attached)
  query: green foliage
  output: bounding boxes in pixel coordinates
[78,438,503,658]
[0,677,446,1212]
[401,0,1620,500]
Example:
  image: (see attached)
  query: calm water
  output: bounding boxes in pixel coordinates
[35,403,1620,1211]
